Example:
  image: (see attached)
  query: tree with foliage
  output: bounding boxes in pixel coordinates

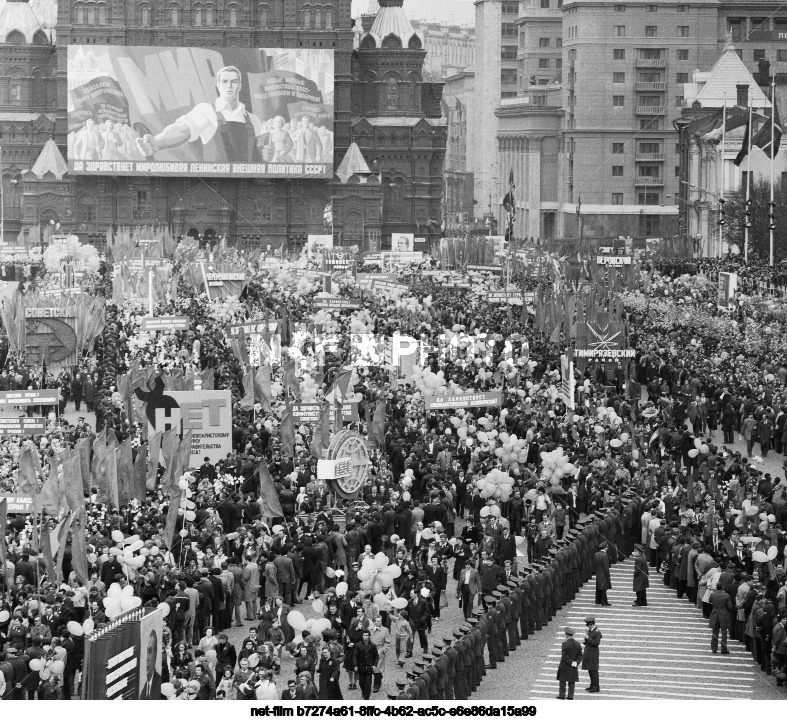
[723,179,787,260]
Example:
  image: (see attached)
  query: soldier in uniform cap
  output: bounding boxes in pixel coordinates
[582,615,602,693]
[421,654,439,699]
[451,629,470,698]
[432,647,450,700]
[412,662,430,700]
[556,626,583,700]
[404,670,420,700]
[494,587,512,657]
[484,596,503,668]
[396,680,410,700]
[438,640,456,701]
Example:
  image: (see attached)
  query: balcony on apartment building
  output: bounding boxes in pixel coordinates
[635,153,664,161]
[636,58,666,68]
[634,176,665,187]
[635,105,666,115]
[635,82,666,92]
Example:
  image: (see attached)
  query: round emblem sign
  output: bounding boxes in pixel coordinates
[326,430,370,500]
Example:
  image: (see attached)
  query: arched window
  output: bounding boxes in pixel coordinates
[33,29,48,44]
[227,3,238,26]
[86,2,96,24]
[324,5,333,28]
[302,5,311,27]
[258,3,269,26]
[139,2,151,26]
[7,67,22,103]
[169,2,180,26]
[5,31,25,45]
[97,2,108,24]
[205,4,214,24]
[314,6,322,29]
[193,3,203,26]
[75,2,85,24]
[385,76,399,111]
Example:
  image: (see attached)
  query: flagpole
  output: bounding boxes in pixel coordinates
[770,79,775,266]
[744,102,752,264]
[720,92,726,259]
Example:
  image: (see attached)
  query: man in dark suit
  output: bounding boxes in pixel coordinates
[594,543,612,606]
[456,559,481,619]
[556,627,583,699]
[708,581,733,654]
[632,544,650,606]
[139,629,161,699]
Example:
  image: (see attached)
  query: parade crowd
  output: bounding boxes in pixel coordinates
[0,243,786,701]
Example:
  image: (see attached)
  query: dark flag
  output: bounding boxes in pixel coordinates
[733,117,751,167]
[502,168,516,240]
[752,103,782,158]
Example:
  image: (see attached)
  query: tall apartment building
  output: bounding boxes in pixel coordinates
[517,0,562,90]
[562,0,720,239]
[472,0,521,220]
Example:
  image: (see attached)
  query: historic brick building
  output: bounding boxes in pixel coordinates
[347,0,446,247]
[0,0,445,251]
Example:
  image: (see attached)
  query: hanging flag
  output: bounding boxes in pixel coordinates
[752,103,782,158]
[371,398,387,449]
[70,508,89,585]
[160,427,179,491]
[164,487,183,551]
[40,456,63,515]
[255,361,272,413]
[576,196,582,222]
[17,443,41,497]
[324,201,333,228]
[106,443,119,509]
[198,368,215,390]
[502,168,516,240]
[147,431,162,490]
[310,401,332,458]
[282,354,301,399]
[239,363,255,411]
[116,438,135,505]
[258,458,284,520]
[62,449,85,514]
[133,443,148,502]
[280,400,296,458]
[733,116,752,167]
[76,437,91,495]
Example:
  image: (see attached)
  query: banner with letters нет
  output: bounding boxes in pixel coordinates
[144,389,232,466]
[67,46,334,178]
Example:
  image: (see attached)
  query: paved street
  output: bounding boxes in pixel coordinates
[519,559,787,701]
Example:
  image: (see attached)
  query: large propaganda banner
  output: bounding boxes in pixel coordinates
[67,46,334,178]
[141,388,233,466]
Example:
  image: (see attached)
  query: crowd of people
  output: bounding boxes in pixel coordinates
[0,242,786,701]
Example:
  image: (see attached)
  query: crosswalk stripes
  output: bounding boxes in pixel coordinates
[527,558,784,700]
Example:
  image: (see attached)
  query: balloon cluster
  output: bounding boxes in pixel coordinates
[408,367,449,397]
[356,552,403,594]
[286,609,332,637]
[103,529,160,581]
[492,432,528,468]
[101,582,143,620]
[539,448,577,489]
[477,468,515,503]
[687,438,711,459]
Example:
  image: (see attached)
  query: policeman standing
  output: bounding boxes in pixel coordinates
[582,615,602,693]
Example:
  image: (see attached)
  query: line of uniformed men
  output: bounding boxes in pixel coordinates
[388,493,643,700]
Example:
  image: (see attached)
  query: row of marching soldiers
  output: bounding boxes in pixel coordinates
[387,494,642,699]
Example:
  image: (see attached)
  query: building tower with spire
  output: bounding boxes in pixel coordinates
[334,0,446,249]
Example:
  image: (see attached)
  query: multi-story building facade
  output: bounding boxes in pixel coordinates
[455,0,787,243]
[442,68,475,232]
[410,19,475,80]
[472,0,521,222]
